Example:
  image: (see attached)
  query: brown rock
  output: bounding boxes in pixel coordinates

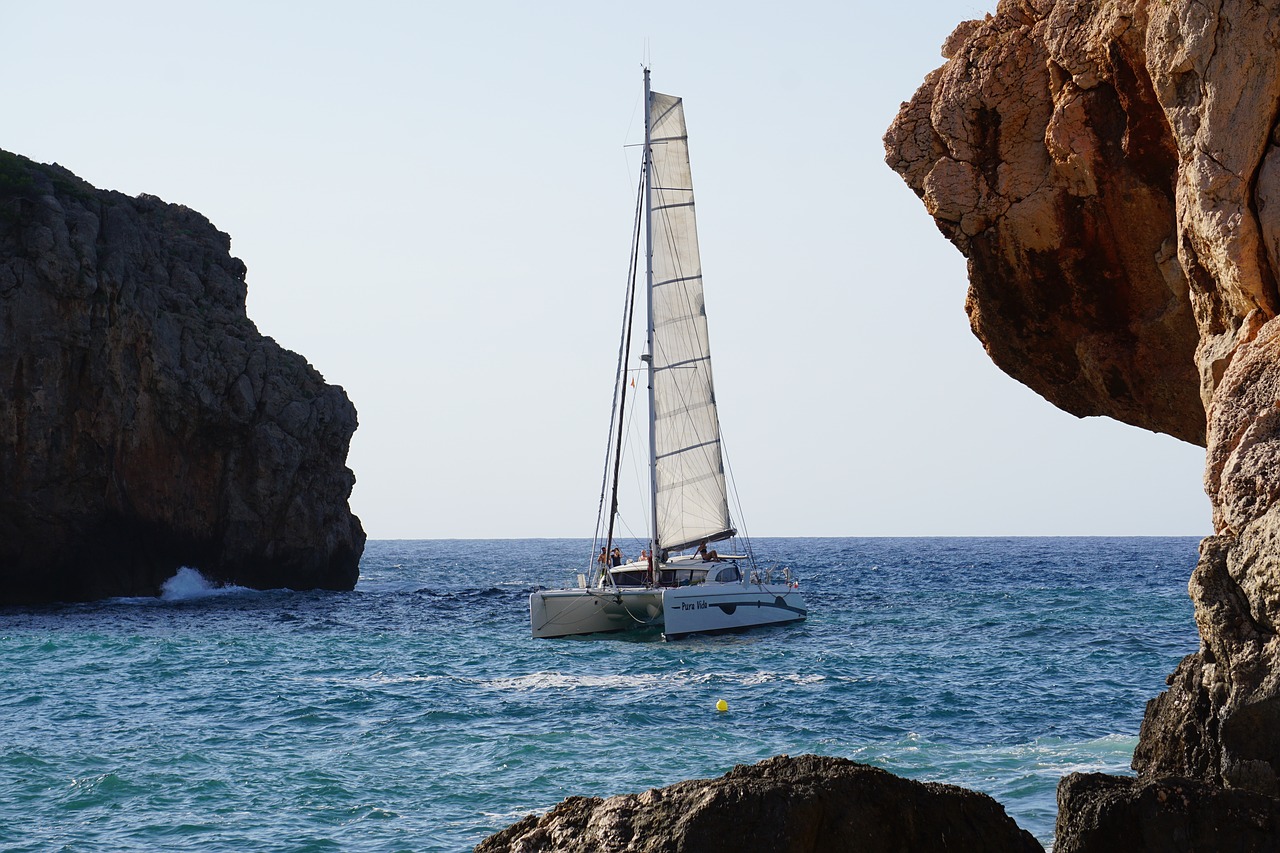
[477,754,1043,853]
[0,150,364,602]
[886,0,1280,844]
[1136,317,1280,796]
[884,0,1202,446]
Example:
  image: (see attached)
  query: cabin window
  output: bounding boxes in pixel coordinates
[612,571,649,587]
[714,566,741,583]
[657,569,707,587]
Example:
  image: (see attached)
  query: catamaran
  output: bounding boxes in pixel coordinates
[529,70,807,640]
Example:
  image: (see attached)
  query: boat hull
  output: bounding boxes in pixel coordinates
[529,588,663,639]
[660,584,806,639]
[529,580,806,639]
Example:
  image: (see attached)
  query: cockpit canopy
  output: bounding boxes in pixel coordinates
[607,561,742,588]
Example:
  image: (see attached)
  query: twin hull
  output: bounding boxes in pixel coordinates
[529,582,806,639]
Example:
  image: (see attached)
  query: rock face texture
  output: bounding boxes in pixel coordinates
[477,754,1042,853]
[1054,773,1280,852]
[884,0,1204,446]
[885,0,1280,844]
[1135,318,1280,795]
[0,150,364,603]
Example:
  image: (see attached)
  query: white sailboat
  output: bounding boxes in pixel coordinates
[529,70,807,640]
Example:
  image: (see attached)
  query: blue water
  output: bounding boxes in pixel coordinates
[0,537,1199,851]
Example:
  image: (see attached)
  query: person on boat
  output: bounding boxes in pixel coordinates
[598,547,609,567]
[696,541,720,562]
[610,547,623,567]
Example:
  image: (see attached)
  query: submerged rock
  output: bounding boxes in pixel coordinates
[0,150,364,602]
[477,754,1042,852]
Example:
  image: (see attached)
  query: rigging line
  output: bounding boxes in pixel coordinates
[593,153,647,567]
[622,363,653,541]
[613,518,647,557]
[604,343,650,551]
[619,595,662,626]
[621,86,644,176]
[719,427,756,570]
[604,148,647,563]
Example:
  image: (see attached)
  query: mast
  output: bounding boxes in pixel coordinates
[643,66,660,569]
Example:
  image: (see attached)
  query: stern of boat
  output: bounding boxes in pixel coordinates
[530,588,663,639]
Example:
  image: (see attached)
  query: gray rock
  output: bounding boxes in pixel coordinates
[0,150,364,602]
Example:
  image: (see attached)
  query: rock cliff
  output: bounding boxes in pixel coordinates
[477,754,1042,853]
[885,0,1280,844]
[0,150,364,603]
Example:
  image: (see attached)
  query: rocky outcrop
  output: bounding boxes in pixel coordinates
[884,0,1203,445]
[1054,773,1280,852]
[477,754,1042,853]
[885,0,1280,844]
[0,150,364,603]
[1134,316,1280,795]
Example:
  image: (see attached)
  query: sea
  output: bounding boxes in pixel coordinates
[0,537,1200,852]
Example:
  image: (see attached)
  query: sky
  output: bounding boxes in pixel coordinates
[3,1,1211,539]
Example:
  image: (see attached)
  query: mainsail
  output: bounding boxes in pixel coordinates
[647,90,733,553]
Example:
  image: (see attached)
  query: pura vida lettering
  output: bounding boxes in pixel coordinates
[679,600,708,611]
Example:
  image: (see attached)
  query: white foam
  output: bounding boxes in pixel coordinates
[483,669,827,692]
[486,672,666,691]
[160,567,248,601]
[739,672,826,686]
[361,673,445,686]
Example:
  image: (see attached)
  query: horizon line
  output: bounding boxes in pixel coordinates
[361,532,1210,542]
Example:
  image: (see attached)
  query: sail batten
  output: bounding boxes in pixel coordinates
[656,438,720,461]
[655,355,711,371]
[647,89,732,553]
[654,275,702,287]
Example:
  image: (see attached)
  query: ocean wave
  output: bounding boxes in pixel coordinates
[160,567,252,601]
[359,672,447,686]
[481,669,828,691]
[841,731,1141,782]
[482,808,543,822]
[415,586,526,601]
[738,671,827,686]
[484,672,667,691]
[4,537,1202,852]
